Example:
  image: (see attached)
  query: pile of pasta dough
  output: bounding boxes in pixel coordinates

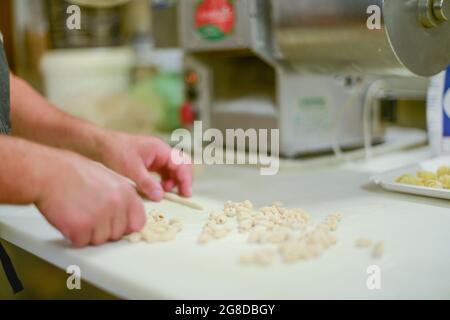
[396,165,450,189]
[123,201,355,267]
[198,200,342,266]
[124,210,183,243]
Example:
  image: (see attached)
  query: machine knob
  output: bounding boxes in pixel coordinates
[420,0,449,27]
[433,0,449,21]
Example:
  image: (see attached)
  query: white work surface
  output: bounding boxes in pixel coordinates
[1,147,449,299]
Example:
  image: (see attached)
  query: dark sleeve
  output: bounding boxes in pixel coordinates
[0,36,11,135]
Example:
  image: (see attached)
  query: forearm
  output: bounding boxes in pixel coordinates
[9,73,106,162]
[0,135,55,204]
[0,135,147,246]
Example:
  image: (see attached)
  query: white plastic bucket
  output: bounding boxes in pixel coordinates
[40,47,134,110]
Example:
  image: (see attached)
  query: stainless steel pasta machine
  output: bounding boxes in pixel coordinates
[153,0,450,156]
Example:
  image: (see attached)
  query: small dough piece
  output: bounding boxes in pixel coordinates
[169,219,184,232]
[325,233,338,247]
[272,201,284,208]
[151,224,169,234]
[440,175,450,189]
[266,230,289,244]
[279,242,301,263]
[209,212,220,221]
[142,231,158,243]
[151,210,166,222]
[243,200,253,210]
[355,238,373,248]
[308,230,327,245]
[211,226,231,239]
[125,233,142,243]
[437,165,450,178]
[202,221,216,234]
[224,207,237,217]
[281,243,319,261]
[237,212,252,222]
[320,220,338,231]
[169,217,181,225]
[240,250,274,266]
[159,231,177,242]
[215,214,228,225]
[372,242,384,259]
[396,174,424,186]
[416,170,437,181]
[328,212,343,222]
[424,179,443,189]
[238,219,253,233]
[248,227,265,243]
[197,233,211,245]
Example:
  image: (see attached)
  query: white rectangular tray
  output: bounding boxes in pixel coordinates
[371,156,450,200]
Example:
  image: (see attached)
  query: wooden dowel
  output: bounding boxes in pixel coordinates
[98,163,203,211]
[163,193,204,211]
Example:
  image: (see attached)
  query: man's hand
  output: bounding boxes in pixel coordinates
[36,149,146,247]
[10,74,193,202]
[97,131,193,202]
[7,75,192,247]
[0,136,147,247]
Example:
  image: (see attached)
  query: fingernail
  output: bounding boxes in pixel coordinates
[185,187,192,197]
[149,189,164,201]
